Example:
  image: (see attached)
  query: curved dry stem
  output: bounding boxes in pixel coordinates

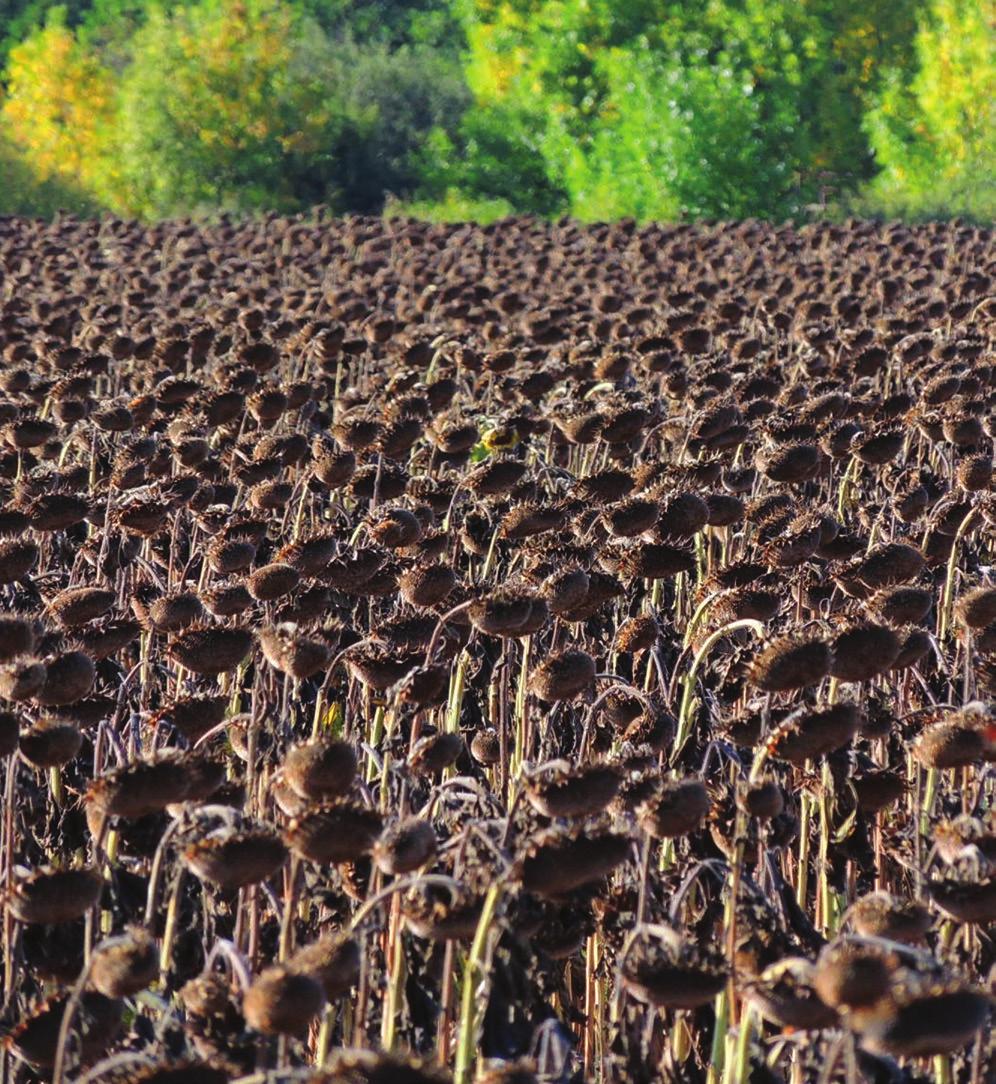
[675,619,765,758]
[424,599,474,666]
[348,873,462,933]
[938,505,981,641]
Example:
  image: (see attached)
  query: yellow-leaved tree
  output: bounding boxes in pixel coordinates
[1,16,116,204]
[863,0,996,218]
[111,0,345,219]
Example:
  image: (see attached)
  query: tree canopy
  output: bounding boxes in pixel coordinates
[0,0,992,221]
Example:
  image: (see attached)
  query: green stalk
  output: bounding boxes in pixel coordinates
[921,766,939,838]
[315,1004,336,1067]
[454,882,503,1084]
[49,766,64,808]
[682,590,723,649]
[480,525,501,582]
[365,704,386,784]
[836,454,859,521]
[819,760,833,933]
[796,791,811,909]
[650,576,663,611]
[139,630,152,707]
[381,896,405,1051]
[694,529,707,587]
[728,1003,755,1084]
[446,651,469,735]
[706,988,728,1084]
[675,620,764,758]
[159,867,186,974]
[671,1012,691,1063]
[278,857,301,963]
[938,506,980,640]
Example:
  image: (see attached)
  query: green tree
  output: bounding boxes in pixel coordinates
[0,0,92,66]
[0,129,100,215]
[327,39,471,211]
[110,0,347,218]
[413,102,568,218]
[862,0,996,219]
[297,0,463,49]
[452,0,921,220]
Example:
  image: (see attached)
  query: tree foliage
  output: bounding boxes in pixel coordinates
[328,38,471,212]
[1,13,116,195]
[862,0,996,219]
[0,128,99,215]
[0,0,90,65]
[0,0,991,221]
[452,0,924,220]
[110,0,346,218]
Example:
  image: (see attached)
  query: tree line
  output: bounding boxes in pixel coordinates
[0,0,992,222]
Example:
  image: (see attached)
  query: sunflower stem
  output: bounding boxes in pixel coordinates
[454,881,502,1084]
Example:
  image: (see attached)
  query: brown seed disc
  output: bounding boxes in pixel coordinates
[0,614,35,660]
[829,623,901,683]
[914,719,985,769]
[749,634,832,692]
[525,763,621,819]
[955,586,996,629]
[284,801,383,864]
[639,778,711,838]
[169,626,254,675]
[767,703,861,764]
[243,965,324,1035]
[519,828,631,898]
[48,586,116,627]
[258,626,331,678]
[374,818,438,876]
[154,694,228,743]
[283,739,357,800]
[925,876,996,924]
[7,991,122,1068]
[184,829,287,889]
[848,892,931,943]
[857,983,991,1058]
[399,562,457,608]
[813,940,893,1010]
[288,933,361,1000]
[87,755,190,819]
[33,651,95,706]
[248,562,301,601]
[528,648,596,701]
[8,866,102,924]
[408,731,464,776]
[19,718,82,767]
[746,958,839,1031]
[621,944,727,1009]
[200,580,254,617]
[89,928,159,997]
[0,657,46,700]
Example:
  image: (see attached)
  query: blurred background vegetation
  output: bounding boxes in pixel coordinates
[0,0,992,222]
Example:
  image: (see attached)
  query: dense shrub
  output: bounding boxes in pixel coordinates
[329,39,471,213]
[0,130,99,216]
[455,0,923,221]
[414,103,569,218]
